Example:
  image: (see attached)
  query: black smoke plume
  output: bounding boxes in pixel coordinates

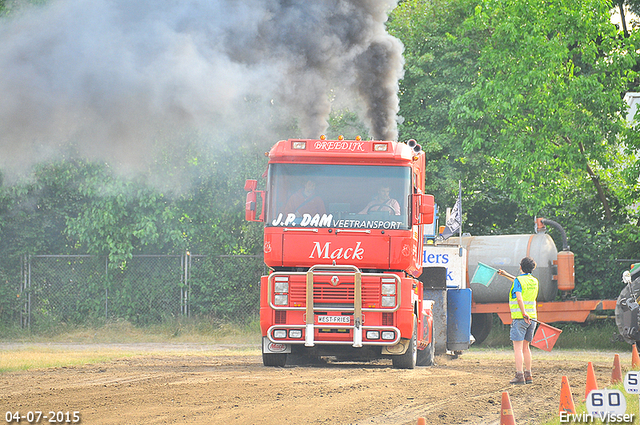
[0,0,404,171]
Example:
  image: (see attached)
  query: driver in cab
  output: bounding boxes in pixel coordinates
[359,185,400,215]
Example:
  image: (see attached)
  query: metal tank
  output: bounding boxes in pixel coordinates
[459,233,559,303]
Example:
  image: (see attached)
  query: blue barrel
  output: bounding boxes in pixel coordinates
[446,288,472,351]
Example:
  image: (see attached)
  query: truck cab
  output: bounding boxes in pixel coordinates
[246,137,436,368]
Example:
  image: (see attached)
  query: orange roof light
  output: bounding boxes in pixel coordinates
[320,135,326,140]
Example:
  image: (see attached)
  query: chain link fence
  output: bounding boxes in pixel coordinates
[14,254,264,328]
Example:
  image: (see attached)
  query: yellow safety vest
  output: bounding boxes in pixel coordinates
[509,274,538,319]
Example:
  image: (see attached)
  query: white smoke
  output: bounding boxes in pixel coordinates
[0,0,404,171]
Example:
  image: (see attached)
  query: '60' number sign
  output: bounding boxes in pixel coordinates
[586,389,626,418]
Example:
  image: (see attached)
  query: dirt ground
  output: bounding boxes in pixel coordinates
[0,344,632,425]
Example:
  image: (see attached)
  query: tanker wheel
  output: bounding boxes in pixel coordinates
[471,313,493,345]
[615,276,640,345]
[392,317,417,369]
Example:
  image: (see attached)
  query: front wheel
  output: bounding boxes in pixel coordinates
[392,317,417,369]
[417,318,435,366]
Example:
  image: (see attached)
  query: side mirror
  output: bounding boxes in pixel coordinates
[245,191,257,221]
[420,194,435,224]
[244,179,265,222]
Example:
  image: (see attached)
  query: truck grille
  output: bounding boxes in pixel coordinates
[290,283,379,305]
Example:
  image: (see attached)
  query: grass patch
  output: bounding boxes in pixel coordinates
[0,318,263,373]
[0,317,262,345]
[541,383,640,425]
[0,346,136,373]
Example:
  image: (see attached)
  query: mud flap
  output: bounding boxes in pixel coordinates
[262,337,292,354]
[382,338,410,355]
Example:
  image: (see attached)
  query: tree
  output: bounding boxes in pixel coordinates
[451,0,640,218]
[389,0,489,206]
[390,0,640,300]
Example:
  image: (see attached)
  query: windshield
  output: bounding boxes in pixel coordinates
[267,164,411,230]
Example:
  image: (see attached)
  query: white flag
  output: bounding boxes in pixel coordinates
[441,185,461,240]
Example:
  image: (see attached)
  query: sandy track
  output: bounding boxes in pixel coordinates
[0,345,630,425]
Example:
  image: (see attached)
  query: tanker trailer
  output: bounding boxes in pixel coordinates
[438,218,614,343]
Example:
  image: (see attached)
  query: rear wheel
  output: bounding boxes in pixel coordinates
[392,317,417,369]
[262,353,287,367]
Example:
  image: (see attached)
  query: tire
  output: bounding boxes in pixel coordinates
[392,317,417,369]
[616,277,640,345]
[262,353,287,367]
[471,313,493,345]
[417,319,435,366]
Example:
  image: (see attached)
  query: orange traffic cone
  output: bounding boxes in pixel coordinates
[559,376,576,414]
[417,418,426,425]
[585,361,598,400]
[612,354,623,384]
[632,345,640,370]
[500,391,516,425]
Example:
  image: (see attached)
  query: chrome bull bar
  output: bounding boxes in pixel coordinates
[267,264,401,348]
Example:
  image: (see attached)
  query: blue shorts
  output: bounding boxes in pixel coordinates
[510,319,536,342]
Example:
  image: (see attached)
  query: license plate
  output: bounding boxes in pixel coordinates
[317,315,351,324]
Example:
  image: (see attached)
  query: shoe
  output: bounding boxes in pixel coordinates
[524,370,532,384]
[510,372,525,385]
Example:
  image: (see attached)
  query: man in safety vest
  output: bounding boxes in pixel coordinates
[497,256,538,384]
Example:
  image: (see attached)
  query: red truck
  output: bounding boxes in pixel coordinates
[244,137,441,368]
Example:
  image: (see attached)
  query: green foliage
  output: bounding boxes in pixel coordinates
[0,0,49,18]
[149,135,267,256]
[389,0,486,205]
[480,314,630,350]
[1,0,640,328]
[105,257,183,325]
[451,0,639,215]
[0,134,270,325]
[189,256,262,321]
[326,109,369,140]
[389,0,640,303]
[65,172,185,268]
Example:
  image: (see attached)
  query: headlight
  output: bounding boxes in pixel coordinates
[382,295,395,307]
[274,294,288,305]
[366,330,380,340]
[273,329,287,339]
[381,331,395,340]
[274,281,289,293]
[289,329,302,339]
[381,283,396,295]
[373,143,388,151]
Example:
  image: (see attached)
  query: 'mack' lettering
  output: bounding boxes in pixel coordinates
[309,242,364,260]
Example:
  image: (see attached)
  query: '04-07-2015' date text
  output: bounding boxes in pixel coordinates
[5,411,80,423]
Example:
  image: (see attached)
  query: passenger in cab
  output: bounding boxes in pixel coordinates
[284,179,326,216]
